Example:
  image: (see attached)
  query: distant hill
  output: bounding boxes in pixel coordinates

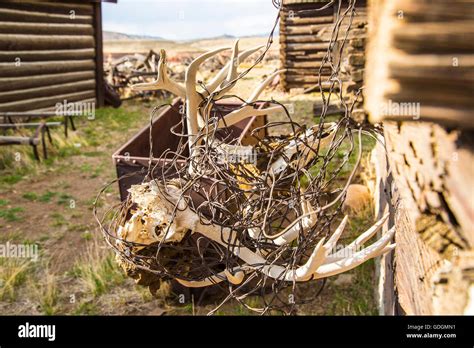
[103,30,165,41]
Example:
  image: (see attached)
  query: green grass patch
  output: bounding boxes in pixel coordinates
[73,301,99,315]
[50,212,67,227]
[39,191,57,203]
[70,249,125,297]
[0,206,24,222]
[22,192,38,201]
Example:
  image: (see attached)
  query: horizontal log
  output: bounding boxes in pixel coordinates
[348,54,365,66]
[351,69,364,82]
[285,68,333,75]
[396,0,474,22]
[286,75,332,83]
[0,8,92,25]
[0,60,95,77]
[285,15,334,25]
[281,6,334,17]
[0,48,95,62]
[281,42,329,51]
[350,38,366,48]
[0,1,94,16]
[0,136,39,146]
[0,21,94,36]
[0,34,95,50]
[0,70,95,92]
[0,90,96,112]
[393,22,474,54]
[0,79,96,104]
[317,27,367,41]
[388,54,474,86]
[385,82,474,108]
[281,24,328,35]
[285,52,328,60]
[381,105,472,129]
[284,60,327,68]
[281,34,325,43]
[284,81,336,90]
[389,67,474,87]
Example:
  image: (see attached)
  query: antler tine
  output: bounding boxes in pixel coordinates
[131,49,186,97]
[326,213,389,263]
[202,69,286,130]
[185,46,230,157]
[248,69,285,103]
[194,218,330,282]
[314,226,396,278]
[204,44,265,95]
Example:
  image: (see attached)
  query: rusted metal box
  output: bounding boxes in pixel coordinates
[112,98,267,201]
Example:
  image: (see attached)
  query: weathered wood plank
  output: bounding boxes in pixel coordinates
[0,21,94,35]
[281,34,325,43]
[281,23,328,35]
[0,1,93,16]
[0,60,95,77]
[285,15,333,25]
[0,90,96,112]
[0,79,96,103]
[0,70,95,92]
[0,8,92,24]
[281,42,329,51]
[393,22,474,54]
[0,34,94,50]
[0,48,95,62]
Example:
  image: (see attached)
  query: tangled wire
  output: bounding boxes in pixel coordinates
[95,0,384,315]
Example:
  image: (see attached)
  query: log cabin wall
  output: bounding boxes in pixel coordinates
[365,0,474,315]
[279,0,367,92]
[0,0,108,112]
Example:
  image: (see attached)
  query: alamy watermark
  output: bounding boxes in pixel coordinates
[0,241,39,262]
[380,99,420,120]
[216,145,258,165]
[55,100,96,120]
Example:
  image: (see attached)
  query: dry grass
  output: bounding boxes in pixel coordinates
[0,258,31,301]
[69,240,126,297]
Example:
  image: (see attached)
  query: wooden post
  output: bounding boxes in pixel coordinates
[93,1,104,107]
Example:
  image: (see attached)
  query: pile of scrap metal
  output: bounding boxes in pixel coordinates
[104,50,171,101]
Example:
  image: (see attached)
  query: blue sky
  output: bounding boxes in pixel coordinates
[103,0,280,41]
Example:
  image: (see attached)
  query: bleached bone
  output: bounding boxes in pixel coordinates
[210,39,240,99]
[119,181,395,285]
[186,47,230,161]
[200,69,286,129]
[204,45,265,95]
[131,49,186,98]
[325,212,389,262]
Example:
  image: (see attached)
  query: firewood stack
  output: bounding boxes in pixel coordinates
[340,21,367,123]
[365,0,474,315]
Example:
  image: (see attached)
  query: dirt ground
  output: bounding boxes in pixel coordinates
[0,46,378,315]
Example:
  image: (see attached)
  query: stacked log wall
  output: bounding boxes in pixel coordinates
[0,0,104,112]
[280,0,367,92]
